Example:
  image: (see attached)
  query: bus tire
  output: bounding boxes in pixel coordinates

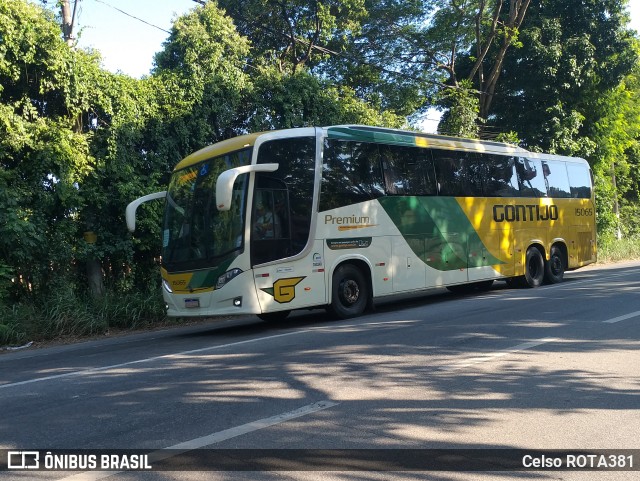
[523,246,545,288]
[257,310,291,322]
[544,245,565,284]
[329,264,369,319]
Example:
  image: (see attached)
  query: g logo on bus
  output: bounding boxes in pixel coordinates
[261,277,305,303]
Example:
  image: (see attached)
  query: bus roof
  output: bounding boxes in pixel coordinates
[173,125,589,172]
[174,132,263,171]
[326,125,530,156]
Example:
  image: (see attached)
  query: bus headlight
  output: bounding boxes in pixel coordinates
[162,279,173,293]
[216,268,243,289]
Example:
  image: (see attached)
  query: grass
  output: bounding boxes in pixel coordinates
[596,237,640,264]
[0,287,168,347]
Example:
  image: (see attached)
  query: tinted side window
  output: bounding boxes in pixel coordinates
[432,149,482,196]
[482,155,520,197]
[516,157,547,197]
[254,136,315,264]
[320,140,385,210]
[380,144,436,196]
[566,163,592,198]
[543,160,571,198]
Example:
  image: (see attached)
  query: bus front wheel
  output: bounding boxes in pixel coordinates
[329,264,369,319]
[544,245,565,284]
[523,246,545,288]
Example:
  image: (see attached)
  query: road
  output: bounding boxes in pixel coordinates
[1,261,639,480]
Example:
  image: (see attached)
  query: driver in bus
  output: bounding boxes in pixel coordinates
[253,202,280,239]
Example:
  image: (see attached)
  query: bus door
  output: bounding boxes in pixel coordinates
[250,182,325,313]
[252,238,327,313]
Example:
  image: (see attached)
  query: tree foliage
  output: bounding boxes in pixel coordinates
[487,0,637,152]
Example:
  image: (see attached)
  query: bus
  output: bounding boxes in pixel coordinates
[126,125,596,321]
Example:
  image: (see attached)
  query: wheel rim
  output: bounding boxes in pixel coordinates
[340,279,360,305]
[550,255,562,276]
[528,257,540,278]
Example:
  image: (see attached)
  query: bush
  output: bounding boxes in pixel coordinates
[0,284,166,347]
[597,236,640,264]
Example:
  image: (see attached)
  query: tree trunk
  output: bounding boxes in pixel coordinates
[86,258,105,297]
[470,0,532,119]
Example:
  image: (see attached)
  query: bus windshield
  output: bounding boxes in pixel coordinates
[162,148,251,269]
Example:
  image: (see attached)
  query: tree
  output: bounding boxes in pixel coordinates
[0,0,102,298]
[154,1,252,144]
[217,0,430,117]
[591,59,640,242]
[247,67,404,131]
[486,0,637,152]
[217,0,367,74]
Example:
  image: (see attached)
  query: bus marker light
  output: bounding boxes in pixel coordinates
[304,287,311,291]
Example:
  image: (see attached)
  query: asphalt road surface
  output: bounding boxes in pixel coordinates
[1,261,639,481]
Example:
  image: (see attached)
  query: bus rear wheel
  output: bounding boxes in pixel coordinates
[544,245,565,284]
[523,246,545,288]
[329,264,369,319]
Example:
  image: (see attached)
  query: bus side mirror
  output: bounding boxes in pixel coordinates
[216,163,279,211]
[126,191,167,232]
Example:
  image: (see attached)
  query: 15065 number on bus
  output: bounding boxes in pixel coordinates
[575,207,593,217]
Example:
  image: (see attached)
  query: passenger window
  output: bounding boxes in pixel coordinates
[380,144,436,196]
[516,157,547,197]
[320,140,385,210]
[542,160,571,198]
[482,155,520,197]
[431,149,481,196]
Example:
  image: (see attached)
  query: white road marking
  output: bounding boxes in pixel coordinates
[440,338,558,372]
[0,320,417,390]
[57,400,339,480]
[2,267,638,390]
[602,310,640,324]
[0,330,306,390]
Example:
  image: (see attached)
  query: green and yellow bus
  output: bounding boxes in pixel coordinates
[126,125,596,320]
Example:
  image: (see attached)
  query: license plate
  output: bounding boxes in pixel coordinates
[184,298,200,308]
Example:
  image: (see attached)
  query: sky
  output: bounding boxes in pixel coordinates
[74,0,197,77]
[69,0,640,79]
